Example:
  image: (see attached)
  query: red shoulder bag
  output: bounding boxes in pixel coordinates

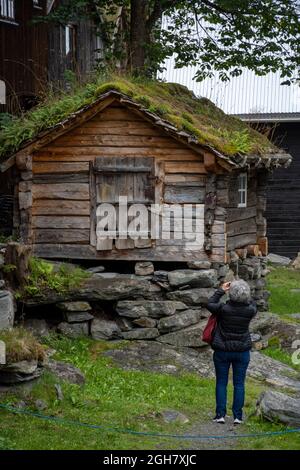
[202,314,217,344]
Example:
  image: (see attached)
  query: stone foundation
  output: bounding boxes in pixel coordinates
[24,257,270,345]
[0,249,269,344]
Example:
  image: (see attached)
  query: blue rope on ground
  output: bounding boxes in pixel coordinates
[1,403,299,441]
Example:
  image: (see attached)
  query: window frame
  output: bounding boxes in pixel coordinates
[33,0,42,9]
[0,0,15,21]
[237,172,247,208]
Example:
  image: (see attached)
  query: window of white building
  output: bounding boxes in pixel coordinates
[0,0,15,20]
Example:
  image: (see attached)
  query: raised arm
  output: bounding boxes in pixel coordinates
[206,282,231,315]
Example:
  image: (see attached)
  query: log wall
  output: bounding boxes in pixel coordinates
[225,170,268,256]
[25,101,226,262]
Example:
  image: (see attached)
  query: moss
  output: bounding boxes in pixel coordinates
[0,74,278,160]
[21,257,90,299]
[0,327,46,363]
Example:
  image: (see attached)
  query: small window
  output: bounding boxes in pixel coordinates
[0,0,15,20]
[0,80,5,104]
[65,24,76,56]
[238,173,247,208]
[33,0,41,8]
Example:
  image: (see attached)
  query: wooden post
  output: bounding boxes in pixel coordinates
[257,237,268,256]
[4,242,32,290]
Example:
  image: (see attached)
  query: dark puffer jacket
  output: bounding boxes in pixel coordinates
[206,288,257,352]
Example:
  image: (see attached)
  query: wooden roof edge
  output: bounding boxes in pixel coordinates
[0,90,292,173]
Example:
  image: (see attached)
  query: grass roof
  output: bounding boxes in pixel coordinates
[0,74,278,161]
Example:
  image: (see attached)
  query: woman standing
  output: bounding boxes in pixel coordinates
[206,280,257,425]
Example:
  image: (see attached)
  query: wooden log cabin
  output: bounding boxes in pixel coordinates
[0,79,292,263]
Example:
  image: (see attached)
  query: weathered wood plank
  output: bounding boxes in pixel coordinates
[165,162,207,174]
[54,135,181,148]
[33,243,225,262]
[88,107,144,121]
[41,146,200,157]
[32,162,89,174]
[164,185,205,204]
[32,216,90,229]
[32,229,90,244]
[226,206,257,223]
[227,233,257,251]
[34,152,200,163]
[165,174,205,184]
[71,125,162,136]
[33,174,89,184]
[227,218,257,237]
[32,183,90,201]
[32,200,90,216]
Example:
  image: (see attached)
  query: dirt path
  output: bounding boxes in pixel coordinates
[178,416,242,450]
[154,414,243,450]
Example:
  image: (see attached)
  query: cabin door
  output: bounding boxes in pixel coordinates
[91,156,155,251]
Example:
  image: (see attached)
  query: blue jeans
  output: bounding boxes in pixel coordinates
[213,350,250,420]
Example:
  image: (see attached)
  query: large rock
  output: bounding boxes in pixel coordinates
[132,317,157,328]
[168,269,217,288]
[46,360,85,385]
[57,322,89,338]
[116,300,187,319]
[23,319,50,338]
[157,309,202,333]
[257,390,300,426]
[24,274,162,306]
[0,360,42,384]
[0,291,14,331]
[187,261,211,270]
[166,288,215,306]
[292,253,300,270]
[91,317,121,340]
[135,262,154,276]
[267,253,291,266]
[103,340,214,377]
[57,301,92,312]
[248,352,300,393]
[64,312,94,323]
[250,312,300,353]
[122,328,159,340]
[157,321,208,348]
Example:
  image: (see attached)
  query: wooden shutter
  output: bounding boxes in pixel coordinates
[93,156,155,250]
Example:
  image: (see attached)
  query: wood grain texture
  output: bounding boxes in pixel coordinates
[32,200,90,216]
[32,183,90,200]
[32,229,90,244]
[33,243,225,262]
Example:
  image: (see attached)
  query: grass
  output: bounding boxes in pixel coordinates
[0,335,299,450]
[0,74,276,161]
[19,257,90,299]
[267,266,300,316]
[0,327,45,363]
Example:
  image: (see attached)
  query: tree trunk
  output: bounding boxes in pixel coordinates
[130,0,148,73]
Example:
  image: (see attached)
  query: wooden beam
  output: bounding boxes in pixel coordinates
[204,152,216,172]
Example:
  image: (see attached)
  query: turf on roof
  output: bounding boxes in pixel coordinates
[0,75,277,161]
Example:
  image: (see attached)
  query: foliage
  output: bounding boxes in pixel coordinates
[38,0,300,82]
[262,344,300,373]
[21,257,90,299]
[0,327,45,364]
[267,266,300,316]
[0,74,276,160]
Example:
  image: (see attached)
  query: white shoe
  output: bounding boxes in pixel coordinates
[213,416,225,424]
[234,418,243,425]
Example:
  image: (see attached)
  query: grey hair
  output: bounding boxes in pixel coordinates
[229,280,251,304]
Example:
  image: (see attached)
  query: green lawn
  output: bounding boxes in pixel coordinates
[267,266,300,316]
[0,335,300,450]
